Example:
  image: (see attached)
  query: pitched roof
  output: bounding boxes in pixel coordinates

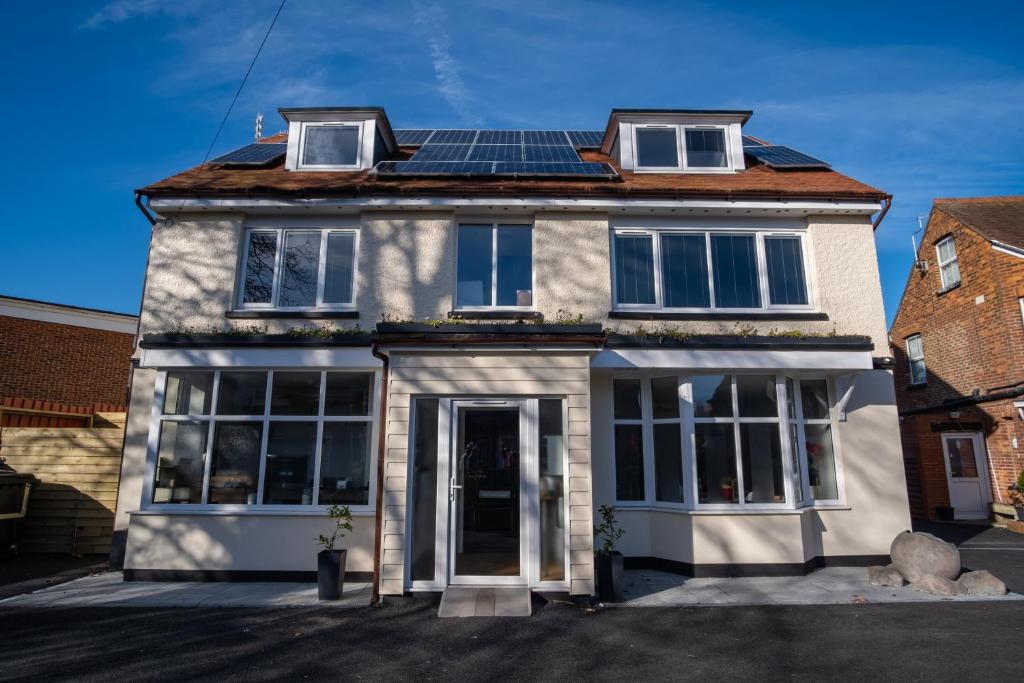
[934,196,1024,251]
[140,132,886,202]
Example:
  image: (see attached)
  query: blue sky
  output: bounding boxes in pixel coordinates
[2,1,1021,324]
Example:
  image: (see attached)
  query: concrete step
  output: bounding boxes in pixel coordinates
[438,586,532,618]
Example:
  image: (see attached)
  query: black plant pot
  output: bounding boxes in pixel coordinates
[935,506,955,522]
[595,551,624,602]
[318,549,347,600]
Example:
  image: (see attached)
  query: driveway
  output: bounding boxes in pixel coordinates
[0,600,1021,681]
[913,520,1024,592]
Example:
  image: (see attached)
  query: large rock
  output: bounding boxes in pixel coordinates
[867,564,904,588]
[890,531,960,582]
[956,570,1007,596]
[911,574,960,596]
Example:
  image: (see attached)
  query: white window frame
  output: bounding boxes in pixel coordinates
[453,222,535,312]
[296,121,363,171]
[610,227,814,313]
[632,123,733,173]
[935,236,960,291]
[906,334,926,385]
[143,368,380,515]
[788,377,845,506]
[237,227,360,311]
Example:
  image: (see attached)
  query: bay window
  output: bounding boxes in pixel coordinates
[239,228,357,310]
[612,228,812,311]
[612,374,842,509]
[455,223,533,309]
[151,369,376,509]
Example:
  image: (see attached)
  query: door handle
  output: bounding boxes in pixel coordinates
[450,476,463,501]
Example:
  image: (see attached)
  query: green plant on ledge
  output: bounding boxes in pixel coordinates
[317,505,354,552]
[594,504,625,555]
[1009,470,1024,508]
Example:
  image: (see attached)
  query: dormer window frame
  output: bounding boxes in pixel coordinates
[631,123,735,174]
[295,121,364,172]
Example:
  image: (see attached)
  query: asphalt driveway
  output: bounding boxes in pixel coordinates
[0,600,1021,681]
[913,520,1024,592]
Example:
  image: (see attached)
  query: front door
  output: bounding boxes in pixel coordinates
[941,432,990,519]
[449,401,528,585]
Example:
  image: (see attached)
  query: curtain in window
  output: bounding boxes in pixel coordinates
[615,235,656,305]
[765,236,808,306]
[661,234,710,308]
[711,235,760,308]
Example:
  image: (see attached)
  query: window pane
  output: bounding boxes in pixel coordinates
[941,261,960,289]
[163,372,213,415]
[711,235,761,308]
[737,375,778,417]
[946,437,978,479]
[696,424,737,504]
[692,375,732,417]
[907,336,923,359]
[324,372,373,416]
[800,379,830,419]
[262,422,317,505]
[805,424,839,499]
[741,423,784,503]
[323,233,355,304]
[651,376,680,419]
[496,226,532,307]
[538,399,565,581]
[410,400,439,581]
[785,378,797,421]
[910,359,926,385]
[661,234,710,308]
[153,421,207,504]
[614,424,645,501]
[636,128,679,167]
[242,232,277,305]
[765,236,808,306]
[270,371,321,416]
[279,231,321,308]
[303,125,359,166]
[613,378,642,420]
[456,225,493,307]
[937,239,956,262]
[614,234,656,305]
[654,423,684,503]
[685,129,727,168]
[208,422,262,504]
[319,422,371,505]
[216,372,267,415]
[789,423,804,505]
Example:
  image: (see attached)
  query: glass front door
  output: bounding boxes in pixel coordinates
[450,403,527,584]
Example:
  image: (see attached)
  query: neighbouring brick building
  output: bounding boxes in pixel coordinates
[0,295,138,426]
[891,196,1024,521]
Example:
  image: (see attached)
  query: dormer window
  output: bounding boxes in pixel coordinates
[604,109,749,174]
[632,124,734,172]
[300,123,360,169]
[635,127,680,168]
[685,128,727,168]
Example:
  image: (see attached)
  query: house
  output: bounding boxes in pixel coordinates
[890,196,1024,522]
[112,106,910,598]
[0,295,137,427]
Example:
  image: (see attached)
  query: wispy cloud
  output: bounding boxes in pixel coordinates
[82,0,196,29]
[412,1,480,125]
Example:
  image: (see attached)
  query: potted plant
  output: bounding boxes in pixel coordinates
[316,504,354,600]
[594,504,626,602]
[719,476,736,502]
[1009,470,1024,520]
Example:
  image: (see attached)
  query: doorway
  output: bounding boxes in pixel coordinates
[940,432,991,519]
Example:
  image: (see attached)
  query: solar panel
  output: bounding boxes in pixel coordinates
[467,144,524,162]
[394,129,435,145]
[411,144,472,162]
[375,161,494,175]
[523,130,571,145]
[375,160,617,178]
[477,130,523,144]
[742,135,767,147]
[566,130,604,148]
[211,142,287,165]
[523,145,580,163]
[494,162,616,177]
[428,129,477,144]
[744,145,830,169]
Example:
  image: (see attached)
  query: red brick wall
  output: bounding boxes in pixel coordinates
[0,314,136,408]
[891,205,1024,516]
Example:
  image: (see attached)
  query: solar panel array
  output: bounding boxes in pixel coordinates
[375,160,617,178]
[211,142,287,165]
[393,129,605,149]
[744,144,830,169]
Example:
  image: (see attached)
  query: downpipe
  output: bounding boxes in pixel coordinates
[370,342,390,606]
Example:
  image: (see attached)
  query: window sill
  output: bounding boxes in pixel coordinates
[131,506,376,517]
[608,310,828,321]
[448,310,543,321]
[936,283,961,297]
[905,382,928,391]
[226,309,359,320]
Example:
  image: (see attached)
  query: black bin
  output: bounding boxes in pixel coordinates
[0,473,36,556]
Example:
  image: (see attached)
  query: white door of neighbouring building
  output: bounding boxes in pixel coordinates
[941,432,991,519]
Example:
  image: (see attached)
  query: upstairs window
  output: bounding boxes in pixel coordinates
[633,124,731,171]
[935,236,960,290]
[635,127,680,168]
[240,228,357,310]
[299,123,361,169]
[455,224,533,309]
[612,229,811,311]
[685,129,727,168]
[906,335,926,385]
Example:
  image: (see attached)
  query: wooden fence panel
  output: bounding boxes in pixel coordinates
[0,418,125,556]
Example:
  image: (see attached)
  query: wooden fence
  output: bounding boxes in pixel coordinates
[0,413,125,555]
